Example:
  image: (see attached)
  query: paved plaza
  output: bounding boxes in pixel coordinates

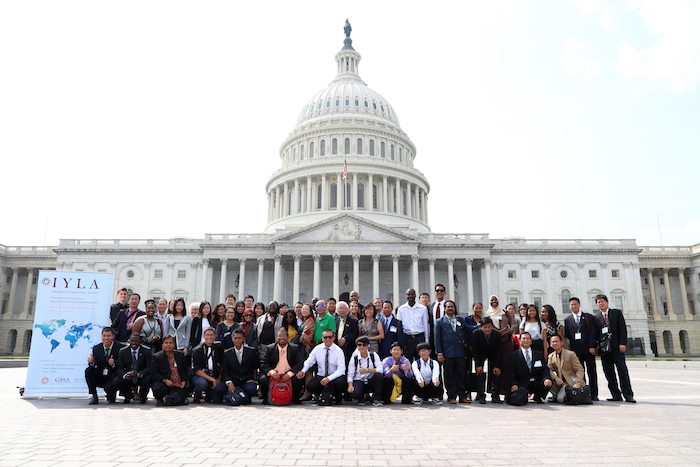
[1,361,699,466]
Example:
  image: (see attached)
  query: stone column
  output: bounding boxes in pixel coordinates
[202,259,210,302]
[406,183,412,218]
[647,269,660,319]
[663,269,676,320]
[483,260,492,303]
[293,179,299,214]
[372,255,380,299]
[167,262,174,299]
[293,255,300,304]
[382,175,388,212]
[8,268,18,314]
[368,174,374,211]
[352,173,358,210]
[238,259,246,299]
[394,179,400,214]
[353,255,360,292]
[273,256,282,302]
[321,175,327,210]
[282,183,289,217]
[23,269,34,316]
[275,186,281,218]
[543,263,552,303]
[267,192,272,222]
[679,269,692,319]
[465,259,473,310]
[306,176,313,212]
[143,263,151,300]
[429,258,436,302]
[257,258,265,303]
[313,255,321,299]
[447,258,455,301]
[576,262,587,311]
[392,255,400,304]
[520,263,528,304]
[333,255,340,299]
[219,259,228,302]
[411,255,419,291]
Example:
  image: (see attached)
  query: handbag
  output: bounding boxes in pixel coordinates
[564,385,593,405]
[597,333,612,356]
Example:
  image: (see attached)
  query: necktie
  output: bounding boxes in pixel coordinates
[207,347,213,371]
[237,349,242,365]
[131,349,138,370]
[324,347,330,377]
[105,347,110,360]
[575,314,580,325]
[603,313,609,327]
[339,319,346,338]
[525,350,532,369]
[450,317,456,332]
[436,303,441,319]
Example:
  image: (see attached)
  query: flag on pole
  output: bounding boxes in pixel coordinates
[342,159,348,181]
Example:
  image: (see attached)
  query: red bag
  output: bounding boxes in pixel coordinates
[268,379,293,405]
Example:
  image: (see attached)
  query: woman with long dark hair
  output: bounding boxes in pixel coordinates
[520,304,545,357]
[541,304,564,355]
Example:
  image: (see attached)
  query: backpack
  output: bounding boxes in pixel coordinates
[415,358,434,371]
[163,389,185,406]
[353,352,378,379]
[224,388,249,406]
[268,379,293,406]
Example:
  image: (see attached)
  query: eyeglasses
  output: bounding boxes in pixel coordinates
[356,343,367,347]
[322,335,334,340]
[316,304,325,309]
[244,314,253,318]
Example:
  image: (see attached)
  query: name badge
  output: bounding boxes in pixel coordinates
[534,360,542,368]
[389,326,397,333]
[574,332,582,340]
[601,327,609,334]
[102,368,109,376]
[174,362,178,368]
[456,322,461,327]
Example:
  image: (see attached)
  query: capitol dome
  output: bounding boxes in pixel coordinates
[265,20,430,234]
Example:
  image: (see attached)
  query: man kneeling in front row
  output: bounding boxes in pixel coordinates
[297,329,346,405]
[347,336,384,406]
[507,332,551,405]
[221,328,260,405]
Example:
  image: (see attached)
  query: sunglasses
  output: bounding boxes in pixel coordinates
[356,343,367,347]
[435,289,445,293]
[322,335,334,340]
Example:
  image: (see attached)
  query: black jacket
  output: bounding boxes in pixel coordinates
[594,308,627,351]
[116,344,152,379]
[221,345,260,384]
[510,348,548,388]
[191,342,225,379]
[151,350,189,384]
[260,342,305,375]
[472,328,501,368]
[564,312,598,356]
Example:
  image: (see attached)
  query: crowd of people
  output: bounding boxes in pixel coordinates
[85,284,635,406]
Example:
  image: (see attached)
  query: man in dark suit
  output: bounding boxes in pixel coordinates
[507,331,552,405]
[151,335,189,406]
[221,328,260,403]
[564,296,599,401]
[335,301,358,364]
[428,284,447,356]
[378,300,405,359]
[116,333,152,404]
[85,327,121,404]
[594,294,635,403]
[434,300,467,404]
[259,328,305,404]
[191,328,226,403]
[112,292,145,343]
[109,287,129,325]
[472,317,502,404]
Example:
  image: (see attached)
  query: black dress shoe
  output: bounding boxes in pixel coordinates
[123,398,131,405]
[491,396,503,404]
[477,396,487,405]
[534,397,544,404]
[607,397,623,402]
[591,397,599,401]
[139,398,147,405]
[625,398,636,403]
[89,395,98,405]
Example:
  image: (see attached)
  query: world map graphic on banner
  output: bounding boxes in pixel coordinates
[34,319,103,354]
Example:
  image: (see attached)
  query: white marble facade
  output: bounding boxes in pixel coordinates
[1,26,699,357]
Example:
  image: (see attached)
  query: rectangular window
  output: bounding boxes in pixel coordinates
[177,270,187,280]
[6,274,12,282]
[613,296,623,311]
[32,275,37,285]
[1,298,7,314]
[533,297,542,308]
[507,270,517,279]
[644,278,648,285]
[611,269,620,279]
[531,270,540,279]
[660,277,664,285]
[154,269,163,279]
[588,270,597,279]
[28,301,35,314]
[662,302,668,314]
[508,296,519,306]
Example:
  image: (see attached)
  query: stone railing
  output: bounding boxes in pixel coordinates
[204,234,275,243]
[58,238,201,248]
[0,245,57,256]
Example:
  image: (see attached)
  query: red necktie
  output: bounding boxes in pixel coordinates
[436,303,441,319]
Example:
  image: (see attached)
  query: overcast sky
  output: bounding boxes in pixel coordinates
[1,0,698,247]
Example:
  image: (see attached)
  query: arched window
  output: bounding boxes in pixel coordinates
[372,184,378,209]
[357,183,365,209]
[369,140,375,155]
[663,330,674,355]
[357,138,363,155]
[332,138,338,155]
[561,289,571,316]
[309,142,315,158]
[299,144,304,160]
[680,330,690,354]
[344,138,350,155]
[392,186,397,213]
[7,329,17,354]
[23,330,32,354]
[320,140,326,156]
[390,144,395,160]
[399,147,403,162]
[317,183,322,210]
[380,142,386,157]
[292,147,297,161]
[402,186,407,215]
[330,183,338,209]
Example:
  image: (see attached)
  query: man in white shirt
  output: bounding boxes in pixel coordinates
[297,329,347,405]
[347,336,384,405]
[397,288,430,361]
[411,343,442,404]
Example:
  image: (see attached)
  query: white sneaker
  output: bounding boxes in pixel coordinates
[431,398,442,405]
[372,401,384,407]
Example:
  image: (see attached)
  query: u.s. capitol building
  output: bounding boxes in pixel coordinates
[1,23,699,357]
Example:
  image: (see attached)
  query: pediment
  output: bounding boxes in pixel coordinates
[273,214,417,244]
